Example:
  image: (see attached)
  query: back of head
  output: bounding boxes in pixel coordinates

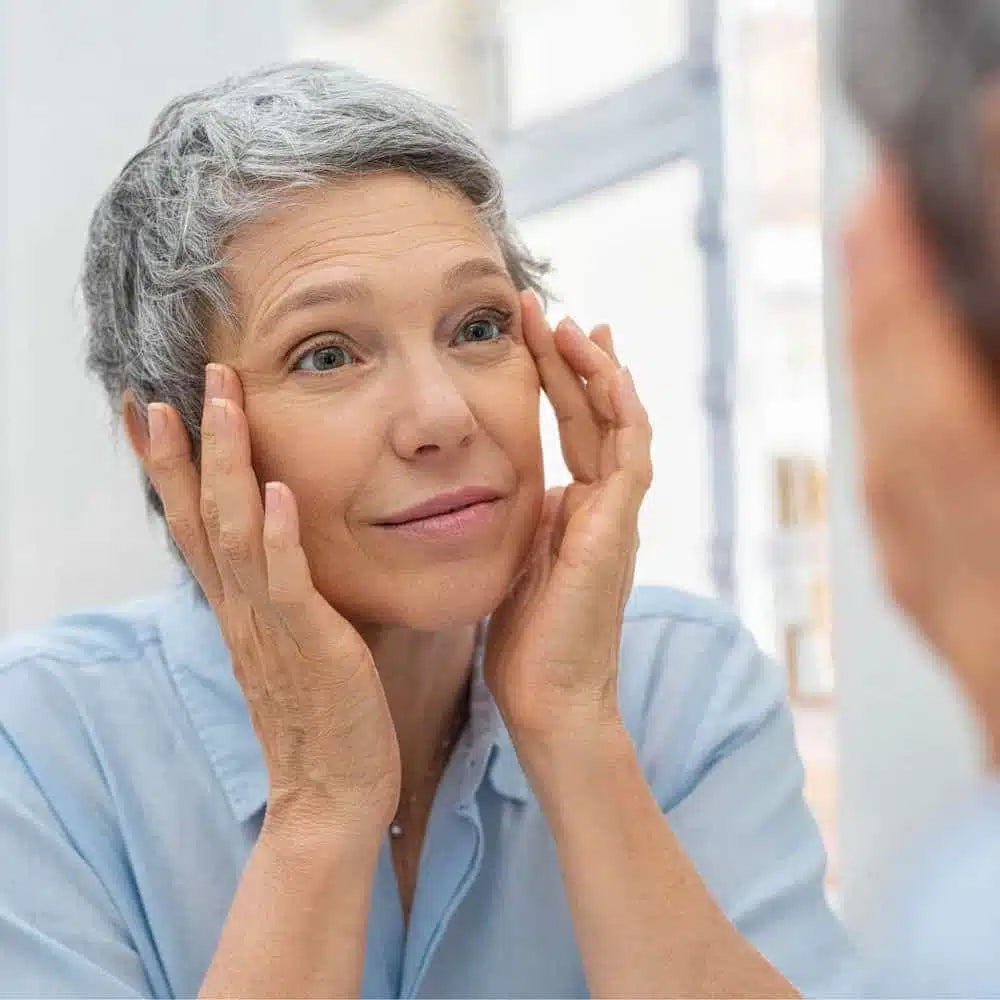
[840,0,1000,370]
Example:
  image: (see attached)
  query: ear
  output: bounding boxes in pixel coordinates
[122,391,152,474]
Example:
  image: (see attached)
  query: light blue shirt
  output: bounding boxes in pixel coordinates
[0,577,858,998]
[868,776,1000,998]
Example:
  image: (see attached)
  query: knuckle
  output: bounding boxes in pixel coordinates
[217,521,251,563]
[638,462,654,491]
[200,492,221,531]
[267,576,305,611]
[149,448,186,480]
[164,510,197,548]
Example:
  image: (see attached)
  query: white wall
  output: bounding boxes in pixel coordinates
[292,0,492,126]
[1,0,291,633]
[816,0,985,936]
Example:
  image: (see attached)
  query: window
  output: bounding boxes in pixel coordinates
[291,0,837,897]
[505,0,688,126]
[520,164,711,596]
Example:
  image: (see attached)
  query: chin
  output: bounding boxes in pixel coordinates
[384,561,519,632]
[325,548,525,634]
[311,487,543,633]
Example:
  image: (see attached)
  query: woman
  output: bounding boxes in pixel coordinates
[842,2,1000,995]
[0,63,855,998]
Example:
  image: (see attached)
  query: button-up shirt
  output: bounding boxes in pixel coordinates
[0,577,858,997]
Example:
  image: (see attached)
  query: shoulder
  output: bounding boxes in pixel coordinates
[619,586,787,800]
[0,592,166,677]
[620,584,784,724]
[0,589,176,771]
[873,780,1000,996]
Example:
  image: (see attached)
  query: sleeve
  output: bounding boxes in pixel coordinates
[0,722,153,999]
[641,614,862,998]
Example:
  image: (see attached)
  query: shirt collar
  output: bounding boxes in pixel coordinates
[157,575,530,824]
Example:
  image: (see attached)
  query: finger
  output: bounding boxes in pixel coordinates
[590,323,619,366]
[200,364,268,600]
[520,292,601,481]
[554,318,619,425]
[611,367,654,521]
[262,481,334,649]
[147,402,225,606]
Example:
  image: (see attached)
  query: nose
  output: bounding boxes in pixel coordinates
[389,352,477,460]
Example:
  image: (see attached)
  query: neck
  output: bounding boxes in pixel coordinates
[357,621,477,791]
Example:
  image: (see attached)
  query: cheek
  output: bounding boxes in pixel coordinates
[481,363,543,470]
[244,392,372,526]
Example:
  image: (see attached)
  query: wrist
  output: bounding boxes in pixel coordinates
[260,793,388,860]
[504,672,622,748]
[513,707,634,799]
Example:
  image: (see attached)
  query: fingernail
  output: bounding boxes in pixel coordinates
[561,316,584,337]
[147,403,166,450]
[205,364,224,400]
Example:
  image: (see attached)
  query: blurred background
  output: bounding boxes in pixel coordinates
[0,0,985,941]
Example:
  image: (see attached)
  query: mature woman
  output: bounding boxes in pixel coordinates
[0,63,855,998]
[842,2,1000,995]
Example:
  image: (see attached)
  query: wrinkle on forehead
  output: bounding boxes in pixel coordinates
[219,174,504,340]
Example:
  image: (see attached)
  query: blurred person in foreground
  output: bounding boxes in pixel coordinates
[0,63,856,998]
[842,1,1000,995]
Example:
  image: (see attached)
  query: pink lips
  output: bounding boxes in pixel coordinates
[376,487,504,526]
[374,487,505,543]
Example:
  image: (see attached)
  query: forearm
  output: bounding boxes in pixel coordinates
[520,720,798,999]
[199,809,380,999]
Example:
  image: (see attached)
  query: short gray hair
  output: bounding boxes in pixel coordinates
[82,61,549,537]
[840,0,1000,371]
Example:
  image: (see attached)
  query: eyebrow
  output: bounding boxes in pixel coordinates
[441,257,512,292]
[256,256,513,342]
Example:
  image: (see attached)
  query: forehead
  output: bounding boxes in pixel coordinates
[224,172,502,296]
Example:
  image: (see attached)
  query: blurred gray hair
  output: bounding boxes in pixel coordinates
[840,0,1000,370]
[82,61,549,537]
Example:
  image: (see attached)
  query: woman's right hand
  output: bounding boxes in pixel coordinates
[144,362,401,839]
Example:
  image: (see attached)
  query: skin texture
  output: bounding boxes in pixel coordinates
[126,171,794,998]
[845,160,1000,766]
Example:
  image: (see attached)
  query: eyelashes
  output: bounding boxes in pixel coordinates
[290,305,517,374]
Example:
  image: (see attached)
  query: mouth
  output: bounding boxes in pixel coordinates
[376,487,505,526]
[373,487,507,543]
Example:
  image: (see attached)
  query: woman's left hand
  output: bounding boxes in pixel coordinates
[484,291,653,745]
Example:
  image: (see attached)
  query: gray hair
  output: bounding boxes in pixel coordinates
[840,0,1000,371]
[82,61,549,543]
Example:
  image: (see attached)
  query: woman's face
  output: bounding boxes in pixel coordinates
[212,172,544,630]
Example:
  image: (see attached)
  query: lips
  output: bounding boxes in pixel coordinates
[376,486,504,526]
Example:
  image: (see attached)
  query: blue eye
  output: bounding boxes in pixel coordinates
[455,316,505,345]
[294,343,353,373]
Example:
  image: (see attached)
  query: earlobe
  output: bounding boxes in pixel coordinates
[122,391,152,469]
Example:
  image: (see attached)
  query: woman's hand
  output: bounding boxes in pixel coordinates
[484,292,653,745]
[145,363,400,837]
[846,163,1000,690]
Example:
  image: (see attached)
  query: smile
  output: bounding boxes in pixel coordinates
[375,497,505,543]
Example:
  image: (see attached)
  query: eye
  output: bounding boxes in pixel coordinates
[293,342,354,373]
[453,312,511,346]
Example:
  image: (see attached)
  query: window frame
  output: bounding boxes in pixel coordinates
[483,0,738,601]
